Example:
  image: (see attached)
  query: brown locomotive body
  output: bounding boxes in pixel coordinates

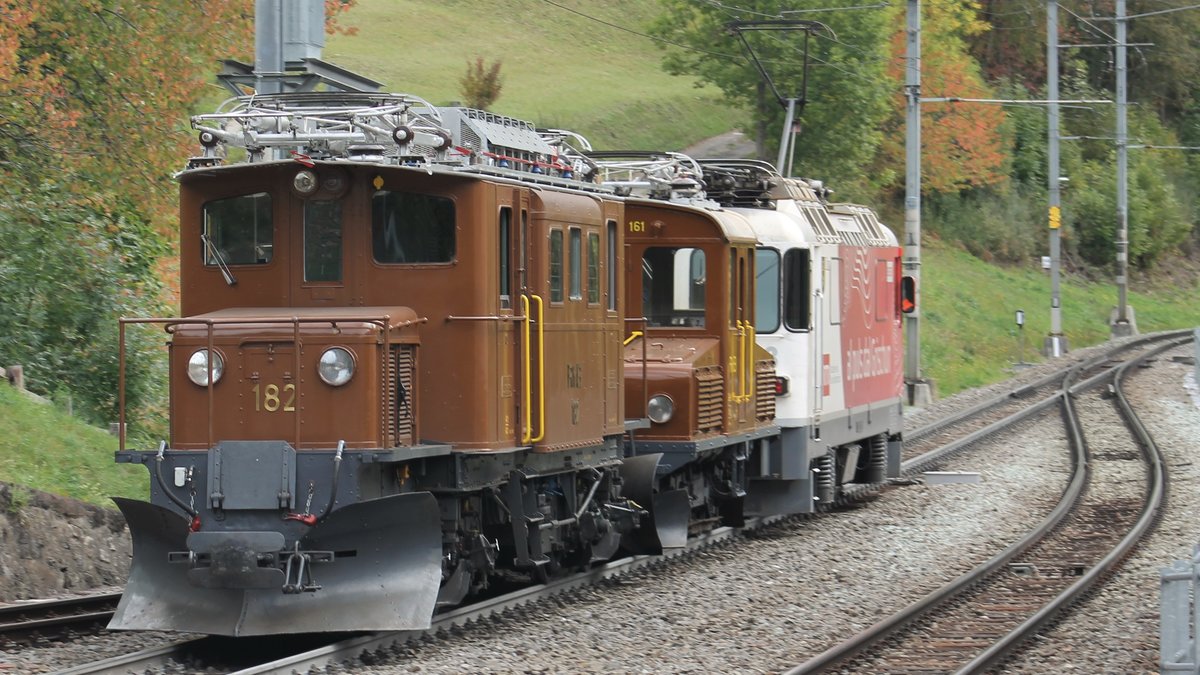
[172,162,624,452]
[112,97,647,636]
[110,95,901,638]
[623,201,776,440]
[618,199,778,531]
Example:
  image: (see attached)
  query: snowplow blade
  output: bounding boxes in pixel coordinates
[109,492,442,636]
[619,453,690,553]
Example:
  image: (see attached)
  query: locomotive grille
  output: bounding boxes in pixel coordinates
[387,345,416,447]
[695,366,724,434]
[755,359,777,421]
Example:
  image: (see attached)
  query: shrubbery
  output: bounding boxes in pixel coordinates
[0,179,170,441]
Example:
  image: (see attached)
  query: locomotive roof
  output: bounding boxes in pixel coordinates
[625,195,759,246]
[181,92,604,190]
[181,305,422,328]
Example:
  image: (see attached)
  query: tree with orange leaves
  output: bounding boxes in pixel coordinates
[0,0,357,428]
[875,1,1009,194]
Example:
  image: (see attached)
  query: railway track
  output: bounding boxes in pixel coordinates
[54,525,758,675]
[0,592,121,644]
[42,331,1191,673]
[900,329,1188,466]
[786,333,1187,674]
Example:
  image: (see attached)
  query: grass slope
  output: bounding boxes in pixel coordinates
[324,0,744,150]
[921,239,1200,392]
[0,385,146,506]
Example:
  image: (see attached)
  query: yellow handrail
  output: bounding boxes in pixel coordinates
[732,320,756,404]
[734,321,746,403]
[520,294,546,445]
[530,294,545,443]
[521,295,532,444]
[623,330,643,346]
[744,320,756,404]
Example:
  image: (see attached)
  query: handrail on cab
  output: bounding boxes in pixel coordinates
[622,318,649,420]
[116,314,411,453]
[520,294,546,445]
[730,320,757,405]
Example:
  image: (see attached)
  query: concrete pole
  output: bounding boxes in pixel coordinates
[1044,0,1069,356]
[904,0,932,405]
[1111,0,1137,337]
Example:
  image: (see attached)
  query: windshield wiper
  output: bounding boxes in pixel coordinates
[200,233,238,286]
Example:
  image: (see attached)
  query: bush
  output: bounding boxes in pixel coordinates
[925,187,1043,265]
[0,179,169,437]
[459,57,503,110]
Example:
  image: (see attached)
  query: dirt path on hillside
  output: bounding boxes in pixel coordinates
[682,130,757,159]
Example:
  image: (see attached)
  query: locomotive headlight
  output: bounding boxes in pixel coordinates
[318,347,356,386]
[186,349,225,387]
[293,169,319,196]
[647,394,674,424]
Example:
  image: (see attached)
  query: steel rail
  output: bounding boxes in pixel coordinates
[955,335,1188,673]
[0,592,121,637]
[51,521,763,675]
[785,334,1187,674]
[904,329,1189,445]
[786,379,1086,673]
[53,639,205,675]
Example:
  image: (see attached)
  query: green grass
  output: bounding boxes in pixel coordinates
[0,385,147,507]
[324,0,745,150]
[920,239,1200,393]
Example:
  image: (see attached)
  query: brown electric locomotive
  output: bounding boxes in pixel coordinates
[112,94,647,635]
[609,166,779,544]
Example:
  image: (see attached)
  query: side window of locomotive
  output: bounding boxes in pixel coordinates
[606,220,617,311]
[304,200,342,282]
[549,229,564,303]
[569,227,582,301]
[783,248,812,331]
[202,192,273,266]
[499,207,511,309]
[641,247,705,328]
[371,191,456,264]
[755,248,781,333]
[587,232,600,305]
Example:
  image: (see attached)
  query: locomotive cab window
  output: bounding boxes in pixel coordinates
[587,232,600,305]
[549,229,564,303]
[499,207,511,309]
[755,248,781,333]
[606,220,617,311]
[372,191,456,264]
[202,192,273,265]
[569,227,582,301]
[304,200,342,282]
[642,246,705,328]
[784,248,812,331]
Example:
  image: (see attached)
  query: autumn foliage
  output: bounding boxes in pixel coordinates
[879,2,1008,193]
[0,0,355,426]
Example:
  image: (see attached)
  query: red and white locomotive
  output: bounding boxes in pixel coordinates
[110,93,903,636]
